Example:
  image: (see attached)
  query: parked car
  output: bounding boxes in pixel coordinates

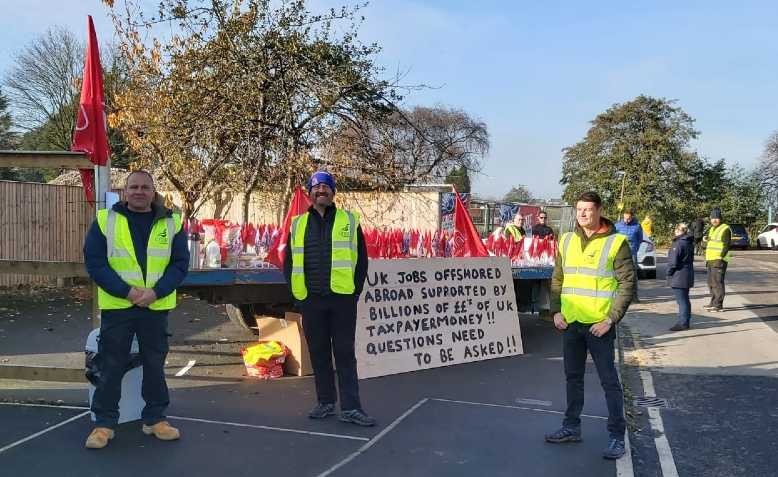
[636,238,656,279]
[728,224,750,249]
[756,223,778,250]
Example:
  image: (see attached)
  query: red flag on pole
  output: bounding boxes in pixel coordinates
[266,186,312,268]
[451,188,489,257]
[71,16,110,204]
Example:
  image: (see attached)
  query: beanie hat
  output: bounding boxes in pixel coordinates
[307,171,336,193]
[710,207,722,219]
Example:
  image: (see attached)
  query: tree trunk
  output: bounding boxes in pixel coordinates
[241,189,251,225]
[279,174,293,224]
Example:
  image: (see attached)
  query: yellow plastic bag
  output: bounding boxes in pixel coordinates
[241,341,289,379]
[241,341,287,366]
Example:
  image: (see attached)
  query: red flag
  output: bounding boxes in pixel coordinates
[72,16,111,204]
[266,186,312,268]
[451,188,489,257]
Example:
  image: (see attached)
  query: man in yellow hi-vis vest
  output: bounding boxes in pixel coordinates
[504,213,525,242]
[704,207,731,312]
[282,171,374,426]
[545,191,635,460]
[83,171,189,449]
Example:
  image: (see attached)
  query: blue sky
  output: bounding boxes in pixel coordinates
[2,0,777,199]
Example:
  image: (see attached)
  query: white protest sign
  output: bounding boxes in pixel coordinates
[356,257,523,379]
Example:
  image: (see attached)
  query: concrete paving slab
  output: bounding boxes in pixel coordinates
[327,398,615,477]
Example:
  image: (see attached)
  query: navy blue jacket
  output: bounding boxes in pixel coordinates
[615,219,644,256]
[667,233,694,289]
[83,201,189,303]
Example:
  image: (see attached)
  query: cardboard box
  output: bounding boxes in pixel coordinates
[255,312,312,376]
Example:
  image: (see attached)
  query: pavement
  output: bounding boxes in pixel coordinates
[1,249,777,476]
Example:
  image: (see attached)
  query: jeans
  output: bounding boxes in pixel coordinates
[672,287,691,327]
[91,308,170,429]
[632,256,639,299]
[707,261,727,308]
[562,322,625,439]
[299,294,362,411]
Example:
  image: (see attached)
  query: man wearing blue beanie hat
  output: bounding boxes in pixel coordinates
[283,171,375,426]
[307,171,336,193]
[703,206,731,312]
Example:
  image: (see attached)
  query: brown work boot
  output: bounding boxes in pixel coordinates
[142,421,180,441]
[85,427,114,449]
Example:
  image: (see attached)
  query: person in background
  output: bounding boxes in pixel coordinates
[83,170,189,449]
[704,207,731,312]
[504,213,526,242]
[546,191,634,460]
[667,223,695,331]
[690,217,706,256]
[614,208,643,303]
[641,214,653,238]
[532,211,555,238]
[283,171,375,426]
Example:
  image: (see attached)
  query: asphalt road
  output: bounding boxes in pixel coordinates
[2,250,776,476]
[0,293,619,477]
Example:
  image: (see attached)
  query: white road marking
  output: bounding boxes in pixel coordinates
[175,360,197,377]
[0,411,90,454]
[617,433,635,477]
[167,415,369,441]
[639,369,680,477]
[0,402,367,442]
[640,370,656,396]
[514,398,552,407]
[432,397,608,420]
[0,402,88,411]
[316,398,429,477]
[615,326,635,477]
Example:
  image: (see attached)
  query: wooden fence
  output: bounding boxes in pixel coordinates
[0,180,445,287]
[0,181,93,287]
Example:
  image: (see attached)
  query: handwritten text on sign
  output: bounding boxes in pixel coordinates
[356,257,523,379]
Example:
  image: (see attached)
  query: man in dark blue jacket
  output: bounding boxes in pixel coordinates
[83,170,189,449]
[615,208,643,302]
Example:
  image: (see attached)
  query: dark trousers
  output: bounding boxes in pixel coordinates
[672,287,691,327]
[91,308,170,429]
[300,294,361,411]
[562,322,625,439]
[706,261,727,308]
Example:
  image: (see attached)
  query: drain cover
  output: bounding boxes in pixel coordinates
[634,396,668,408]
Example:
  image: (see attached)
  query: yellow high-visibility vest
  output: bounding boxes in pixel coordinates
[559,231,627,324]
[705,224,731,263]
[96,209,182,310]
[504,224,524,242]
[290,209,360,301]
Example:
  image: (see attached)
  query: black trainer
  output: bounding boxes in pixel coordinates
[669,323,689,331]
[308,403,336,419]
[544,427,582,443]
[339,409,376,427]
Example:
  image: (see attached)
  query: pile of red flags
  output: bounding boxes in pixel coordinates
[485,234,557,267]
[188,184,495,266]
